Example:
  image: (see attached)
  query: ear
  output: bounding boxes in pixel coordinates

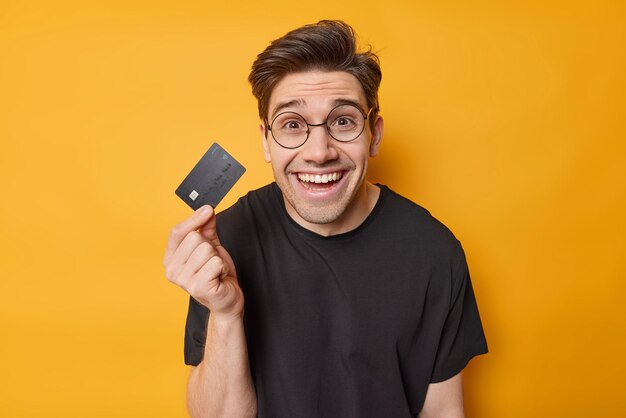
[369,115,384,157]
[260,123,272,163]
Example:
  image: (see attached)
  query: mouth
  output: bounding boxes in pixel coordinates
[295,171,344,191]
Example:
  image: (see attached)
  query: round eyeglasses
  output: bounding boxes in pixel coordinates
[267,104,373,149]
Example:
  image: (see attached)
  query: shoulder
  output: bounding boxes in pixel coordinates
[377,186,469,296]
[216,183,276,225]
[377,185,461,254]
[215,183,279,249]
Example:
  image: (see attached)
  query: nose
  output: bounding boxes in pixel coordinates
[300,123,339,164]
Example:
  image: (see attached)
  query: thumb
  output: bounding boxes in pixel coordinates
[196,205,220,247]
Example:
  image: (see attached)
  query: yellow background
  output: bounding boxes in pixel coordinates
[1,0,625,416]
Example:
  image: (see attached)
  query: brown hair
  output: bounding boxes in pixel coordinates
[248,20,382,131]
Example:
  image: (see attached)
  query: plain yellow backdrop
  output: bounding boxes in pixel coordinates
[1,0,625,416]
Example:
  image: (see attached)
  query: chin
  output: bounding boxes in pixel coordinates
[296,209,343,225]
[290,197,352,225]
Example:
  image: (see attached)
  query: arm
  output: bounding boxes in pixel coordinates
[187,313,256,417]
[164,206,257,418]
[419,372,464,418]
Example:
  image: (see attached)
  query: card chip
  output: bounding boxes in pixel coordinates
[189,190,199,200]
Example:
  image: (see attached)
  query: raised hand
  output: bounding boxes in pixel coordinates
[164,205,244,319]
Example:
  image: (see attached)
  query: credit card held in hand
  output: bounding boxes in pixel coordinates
[175,142,246,210]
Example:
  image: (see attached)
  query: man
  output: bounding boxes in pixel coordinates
[164,20,488,418]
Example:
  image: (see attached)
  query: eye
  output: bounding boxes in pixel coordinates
[272,112,307,134]
[285,120,302,130]
[330,115,358,131]
[327,104,364,133]
[336,117,356,127]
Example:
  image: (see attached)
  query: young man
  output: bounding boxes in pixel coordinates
[164,20,488,418]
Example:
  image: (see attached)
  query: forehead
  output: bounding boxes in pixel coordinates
[268,71,367,118]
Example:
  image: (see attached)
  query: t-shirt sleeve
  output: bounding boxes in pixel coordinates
[183,296,209,366]
[430,244,488,383]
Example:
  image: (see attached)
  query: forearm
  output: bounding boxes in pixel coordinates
[418,373,465,418]
[187,314,257,418]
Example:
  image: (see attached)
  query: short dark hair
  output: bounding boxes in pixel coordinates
[248,20,382,131]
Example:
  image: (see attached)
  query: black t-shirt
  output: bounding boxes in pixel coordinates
[184,183,488,417]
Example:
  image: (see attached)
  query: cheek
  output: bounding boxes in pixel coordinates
[268,148,296,173]
[347,146,371,167]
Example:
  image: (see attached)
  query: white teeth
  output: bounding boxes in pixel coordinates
[297,171,343,184]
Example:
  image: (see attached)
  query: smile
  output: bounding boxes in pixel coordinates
[297,171,343,184]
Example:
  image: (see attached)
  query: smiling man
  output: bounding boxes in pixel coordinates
[164,20,488,418]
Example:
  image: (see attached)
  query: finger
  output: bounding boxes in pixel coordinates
[188,256,227,300]
[197,209,221,247]
[178,242,218,283]
[198,254,229,282]
[164,205,214,264]
[165,231,205,283]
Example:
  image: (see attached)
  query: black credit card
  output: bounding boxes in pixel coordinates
[175,142,246,210]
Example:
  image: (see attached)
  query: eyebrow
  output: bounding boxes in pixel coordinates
[332,98,366,114]
[270,99,306,120]
[269,98,367,120]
